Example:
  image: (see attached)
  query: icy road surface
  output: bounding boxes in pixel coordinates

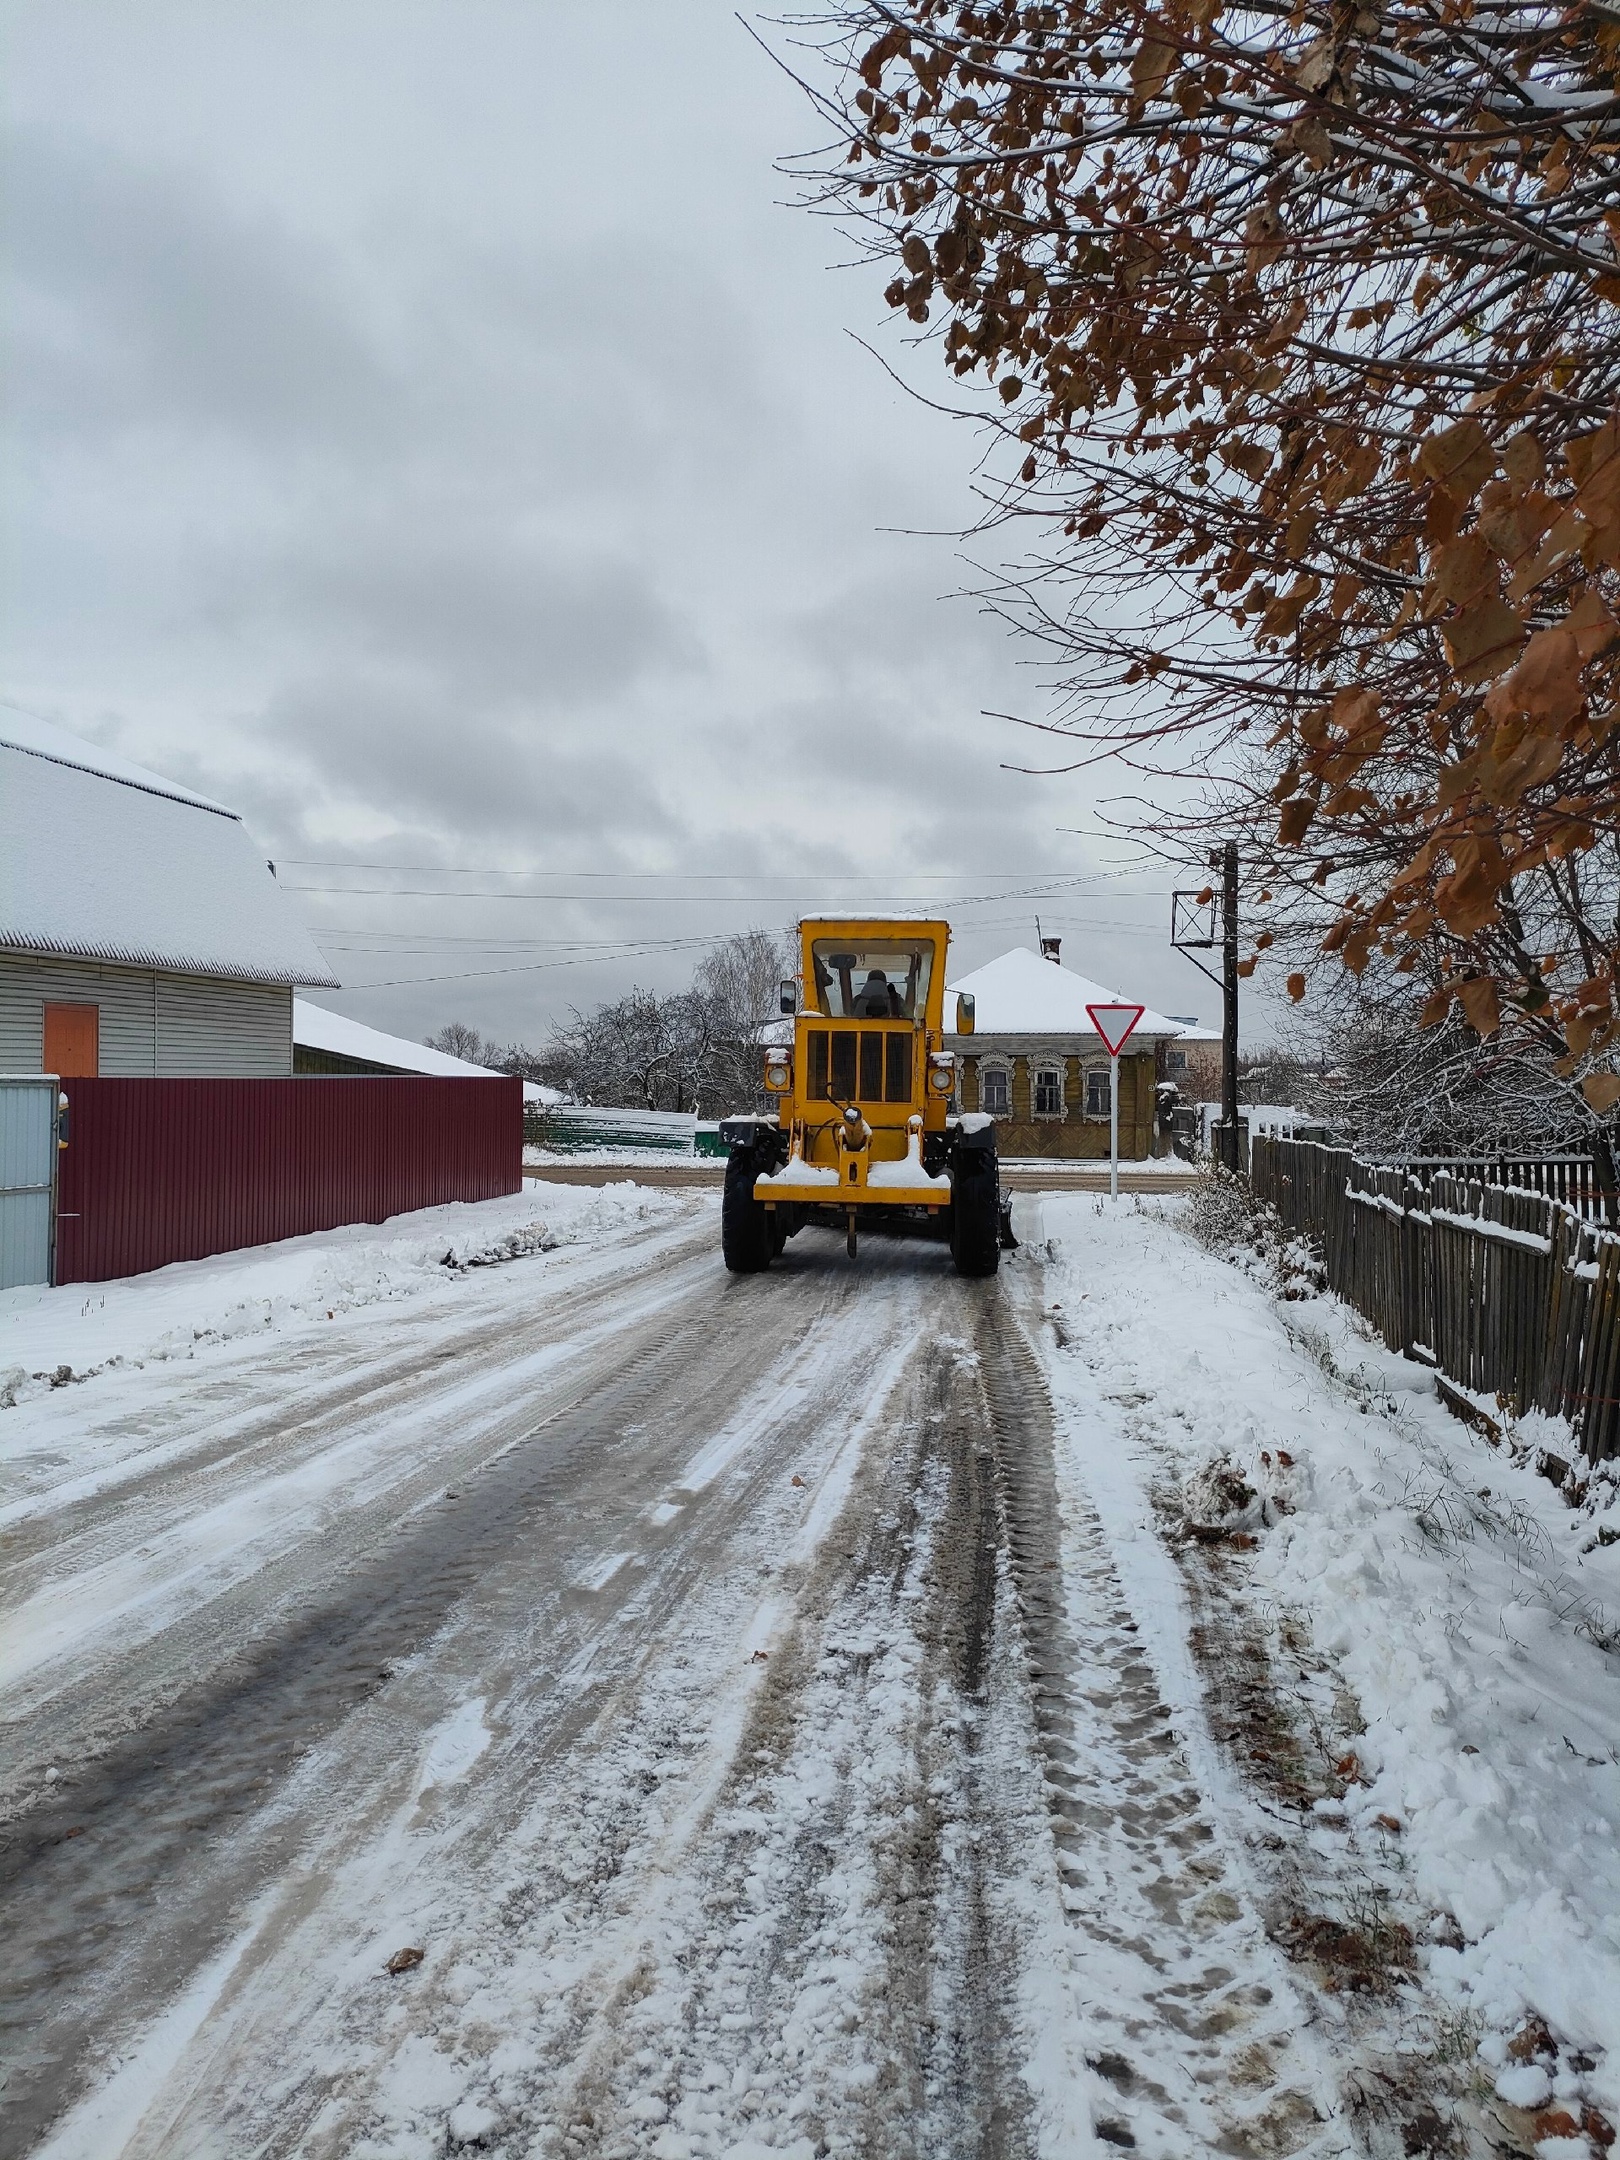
[3,1182,1617,2158]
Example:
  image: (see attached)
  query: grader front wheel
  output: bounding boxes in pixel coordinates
[721,1149,774,1274]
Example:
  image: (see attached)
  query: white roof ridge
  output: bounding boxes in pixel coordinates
[0,713,238,818]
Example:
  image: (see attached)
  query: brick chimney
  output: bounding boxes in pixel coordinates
[1039,935,1061,963]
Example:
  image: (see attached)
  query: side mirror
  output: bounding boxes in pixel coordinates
[956,990,975,1036]
[779,979,797,1016]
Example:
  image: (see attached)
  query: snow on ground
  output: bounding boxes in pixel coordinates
[10,1169,1620,2157]
[0,1181,686,1414]
[1032,1191,1620,2143]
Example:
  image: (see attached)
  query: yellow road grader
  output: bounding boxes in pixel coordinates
[717,918,1006,1276]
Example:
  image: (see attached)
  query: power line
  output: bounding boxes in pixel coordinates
[334,932,750,992]
[281,859,1127,880]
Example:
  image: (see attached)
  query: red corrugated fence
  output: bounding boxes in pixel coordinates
[55,1077,523,1285]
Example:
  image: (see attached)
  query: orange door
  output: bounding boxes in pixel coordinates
[43,1003,99,1076]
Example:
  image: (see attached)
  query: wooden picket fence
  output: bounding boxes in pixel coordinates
[1251,1137,1620,1462]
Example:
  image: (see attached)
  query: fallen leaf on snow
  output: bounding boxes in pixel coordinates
[386,1946,425,1975]
[1534,2110,1582,2142]
[1507,2016,1556,2062]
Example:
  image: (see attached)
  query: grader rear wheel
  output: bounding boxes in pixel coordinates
[950,1151,1001,1278]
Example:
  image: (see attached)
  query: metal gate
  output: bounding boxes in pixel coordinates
[0,1076,59,1291]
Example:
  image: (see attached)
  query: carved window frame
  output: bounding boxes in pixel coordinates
[1031,1059,1066,1120]
[976,1056,1013,1118]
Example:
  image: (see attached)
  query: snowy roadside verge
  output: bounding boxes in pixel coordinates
[1032,1191,1620,2149]
[0,1180,697,1419]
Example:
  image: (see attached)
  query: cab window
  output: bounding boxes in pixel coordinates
[810,942,934,1021]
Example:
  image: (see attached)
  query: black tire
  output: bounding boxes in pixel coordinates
[722,1148,774,1274]
[950,1149,1002,1278]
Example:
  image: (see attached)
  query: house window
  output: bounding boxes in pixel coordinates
[1032,1064,1065,1118]
[1084,1065,1111,1118]
[1166,1049,1187,1074]
[980,1065,1010,1117]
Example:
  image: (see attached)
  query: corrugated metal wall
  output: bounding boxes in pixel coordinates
[55,1076,523,1285]
[0,955,294,1075]
[154,975,292,1075]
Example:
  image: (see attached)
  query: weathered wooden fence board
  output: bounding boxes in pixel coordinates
[1251,1137,1619,1462]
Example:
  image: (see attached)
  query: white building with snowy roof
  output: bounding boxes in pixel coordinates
[0,714,339,1077]
[293,1000,561,1107]
[943,943,1183,1159]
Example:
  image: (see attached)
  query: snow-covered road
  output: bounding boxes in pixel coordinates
[4,1181,1618,2159]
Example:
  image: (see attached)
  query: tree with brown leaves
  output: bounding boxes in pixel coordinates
[792,0,1620,1125]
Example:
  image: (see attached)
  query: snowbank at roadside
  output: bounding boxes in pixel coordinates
[0,1181,693,1416]
[1034,1192,1620,2132]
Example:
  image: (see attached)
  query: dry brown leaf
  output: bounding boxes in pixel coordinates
[1457,976,1502,1037]
[1278,796,1317,845]
[1442,595,1526,683]
[1418,420,1495,504]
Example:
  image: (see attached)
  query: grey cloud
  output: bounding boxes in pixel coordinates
[256,530,701,708]
[262,675,679,846]
[3,129,394,448]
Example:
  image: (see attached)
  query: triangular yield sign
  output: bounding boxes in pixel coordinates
[1086,1002,1145,1056]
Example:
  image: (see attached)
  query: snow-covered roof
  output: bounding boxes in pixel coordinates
[798,914,949,929]
[0,708,236,811]
[1170,1024,1223,1044]
[945,947,1182,1040]
[294,1001,561,1102]
[0,715,339,988]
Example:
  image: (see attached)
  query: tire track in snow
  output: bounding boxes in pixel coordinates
[986,1258,1351,2159]
[523,1312,1036,2160]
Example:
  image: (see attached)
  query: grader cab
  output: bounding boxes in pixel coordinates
[717,918,1005,1277]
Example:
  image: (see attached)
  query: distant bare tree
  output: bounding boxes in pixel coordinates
[695,929,797,1113]
[425,1021,498,1066]
[538,932,797,1115]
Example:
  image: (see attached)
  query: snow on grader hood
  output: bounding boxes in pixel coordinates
[717,918,1010,1277]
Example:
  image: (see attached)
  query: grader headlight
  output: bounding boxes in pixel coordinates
[928,1052,956,1097]
[764,1048,793,1093]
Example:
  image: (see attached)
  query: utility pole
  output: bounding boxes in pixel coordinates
[1219,841,1239,1171]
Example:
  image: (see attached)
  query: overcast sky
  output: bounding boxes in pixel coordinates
[1,0,1240,1044]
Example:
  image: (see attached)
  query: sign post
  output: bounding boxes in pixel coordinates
[1086,1003,1145,1200]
